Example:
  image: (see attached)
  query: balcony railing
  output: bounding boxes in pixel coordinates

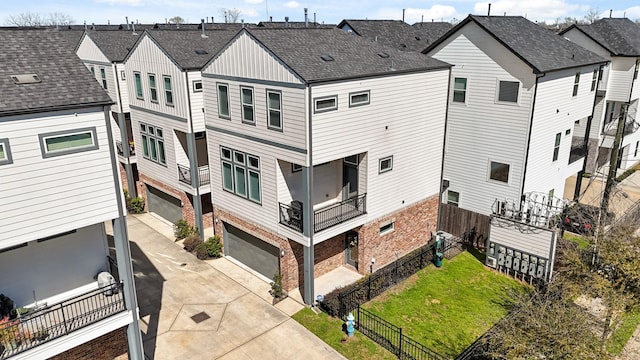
[279,194,367,234]
[569,140,587,164]
[115,140,135,157]
[0,283,126,359]
[177,164,210,186]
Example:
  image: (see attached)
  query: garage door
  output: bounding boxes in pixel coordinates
[146,185,182,224]
[224,223,279,279]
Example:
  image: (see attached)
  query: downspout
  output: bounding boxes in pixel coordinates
[103,106,145,360]
[185,71,204,239]
[113,62,137,197]
[520,74,541,200]
[302,84,315,305]
[436,67,452,232]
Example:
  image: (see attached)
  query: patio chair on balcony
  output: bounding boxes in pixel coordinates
[288,200,302,229]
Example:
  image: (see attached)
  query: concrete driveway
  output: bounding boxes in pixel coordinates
[123,214,344,360]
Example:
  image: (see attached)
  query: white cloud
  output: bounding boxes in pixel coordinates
[245,0,264,4]
[608,6,640,21]
[283,1,300,9]
[473,0,588,22]
[94,0,144,5]
[377,5,461,23]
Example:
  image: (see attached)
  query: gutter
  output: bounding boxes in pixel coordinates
[520,74,541,199]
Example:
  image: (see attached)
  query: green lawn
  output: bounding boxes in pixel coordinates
[563,232,590,250]
[363,250,528,358]
[607,310,640,355]
[292,307,396,360]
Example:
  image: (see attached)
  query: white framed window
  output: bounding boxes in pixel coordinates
[447,191,459,207]
[489,161,510,183]
[0,138,13,165]
[148,73,158,102]
[121,70,126,81]
[291,163,302,172]
[553,133,561,161]
[140,123,166,165]
[453,77,467,103]
[314,95,338,113]
[497,80,519,103]
[90,66,95,76]
[100,68,107,89]
[39,127,98,158]
[217,83,230,119]
[378,156,393,174]
[349,90,370,107]
[572,73,580,97]
[241,86,255,124]
[379,222,395,235]
[220,146,261,204]
[163,75,173,106]
[267,89,282,130]
[193,80,203,92]
[591,69,597,91]
[134,72,143,99]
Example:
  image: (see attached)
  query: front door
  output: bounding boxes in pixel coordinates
[343,155,359,200]
[345,231,358,269]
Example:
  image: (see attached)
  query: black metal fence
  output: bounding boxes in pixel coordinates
[0,283,126,359]
[314,194,367,232]
[355,306,449,360]
[279,202,303,232]
[177,164,210,186]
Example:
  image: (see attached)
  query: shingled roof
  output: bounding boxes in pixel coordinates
[130,30,237,70]
[424,15,607,73]
[561,18,640,56]
[239,27,450,83]
[0,29,113,117]
[338,19,447,52]
[83,30,141,62]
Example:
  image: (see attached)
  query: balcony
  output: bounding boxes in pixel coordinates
[279,193,367,233]
[115,140,135,157]
[177,164,210,186]
[569,140,587,164]
[0,283,125,359]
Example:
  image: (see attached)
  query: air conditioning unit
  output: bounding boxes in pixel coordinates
[486,257,497,268]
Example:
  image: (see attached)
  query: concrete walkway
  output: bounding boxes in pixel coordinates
[122,214,345,360]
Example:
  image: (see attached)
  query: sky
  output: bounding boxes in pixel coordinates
[2,0,640,26]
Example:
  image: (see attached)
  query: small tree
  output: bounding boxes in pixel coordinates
[220,8,241,23]
[269,273,285,299]
[168,16,185,25]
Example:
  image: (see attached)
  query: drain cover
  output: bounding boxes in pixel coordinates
[191,311,210,324]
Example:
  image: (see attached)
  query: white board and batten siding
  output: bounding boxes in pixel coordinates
[0,108,119,248]
[427,23,536,215]
[188,71,206,132]
[631,60,640,102]
[115,63,131,113]
[607,57,637,102]
[524,65,600,197]
[311,70,448,222]
[490,223,556,259]
[76,36,119,112]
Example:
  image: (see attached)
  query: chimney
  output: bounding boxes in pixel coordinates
[126,17,130,29]
[131,22,137,34]
[609,9,613,18]
[285,16,289,27]
[304,8,308,27]
[488,3,492,16]
[201,19,207,38]
[314,13,316,25]
[92,22,95,30]
[241,19,245,28]
[402,9,405,22]
[270,16,273,22]
[206,17,209,23]
[84,21,87,30]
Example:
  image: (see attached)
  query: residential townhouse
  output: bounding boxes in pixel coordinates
[338,19,452,52]
[201,27,450,303]
[122,29,237,233]
[423,15,607,218]
[0,29,142,359]
[560,18,640,173]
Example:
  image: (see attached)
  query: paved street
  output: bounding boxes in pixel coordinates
[119,215,344,360]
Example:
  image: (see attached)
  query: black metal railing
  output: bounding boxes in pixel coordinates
[568,140,587,164]
[279,202,303,232]
[177,164,210,186]
[314,194,367,233]
[0,283,126,359]
[107,255,120,282]
[355,306,449,360]
[115,140,135,157]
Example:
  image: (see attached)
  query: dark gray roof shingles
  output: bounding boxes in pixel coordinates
[0,29,112,116]
[575,18,640,56]
[85,30,142,62]
[247,27,450,82]
[339,20,451,52]
[145,30,237,70]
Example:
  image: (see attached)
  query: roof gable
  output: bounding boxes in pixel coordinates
[76,33,111,63]
[84,30,141,62]
[568,19,640,56]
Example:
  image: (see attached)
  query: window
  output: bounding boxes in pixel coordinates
[378,156,393,174]
[0,138,13,165]
[447,191,459,207]
[193,80,203,92]
[267,90,282,130]
[591,69,598,91]
[217,83,230,119]
[134,72,143,99]
[39,128,98,158]
[100,68,107,89]
[379,222,394,235]
[453,77,467,103]
[553,132,561,161]
[291,163,302,172]
[163,75,173,105]
[349,90,370,107]
[90,66,95,76]
[635,141,639,157]
[497,81,519,103]
[634,60,640,80]
[572,73,580,96]
[489,161,510,183]
[220,146,261,203]
[140,123,166,165]
[314,96,338,113]
[241,87,255,124]
[121,70,126,81]
[148,74,158,102]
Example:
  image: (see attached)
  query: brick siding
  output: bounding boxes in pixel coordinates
[49,327,128,360]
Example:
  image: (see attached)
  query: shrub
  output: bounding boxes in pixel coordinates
[128,197,145,214]
[174,219,197,239]
[269,273,285,299]
[0,294,15,320]
[183,235,202,252]
[203,236,223,258]
[194,242,209,260]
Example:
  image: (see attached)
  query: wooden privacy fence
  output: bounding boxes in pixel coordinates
[438,203,490,249]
